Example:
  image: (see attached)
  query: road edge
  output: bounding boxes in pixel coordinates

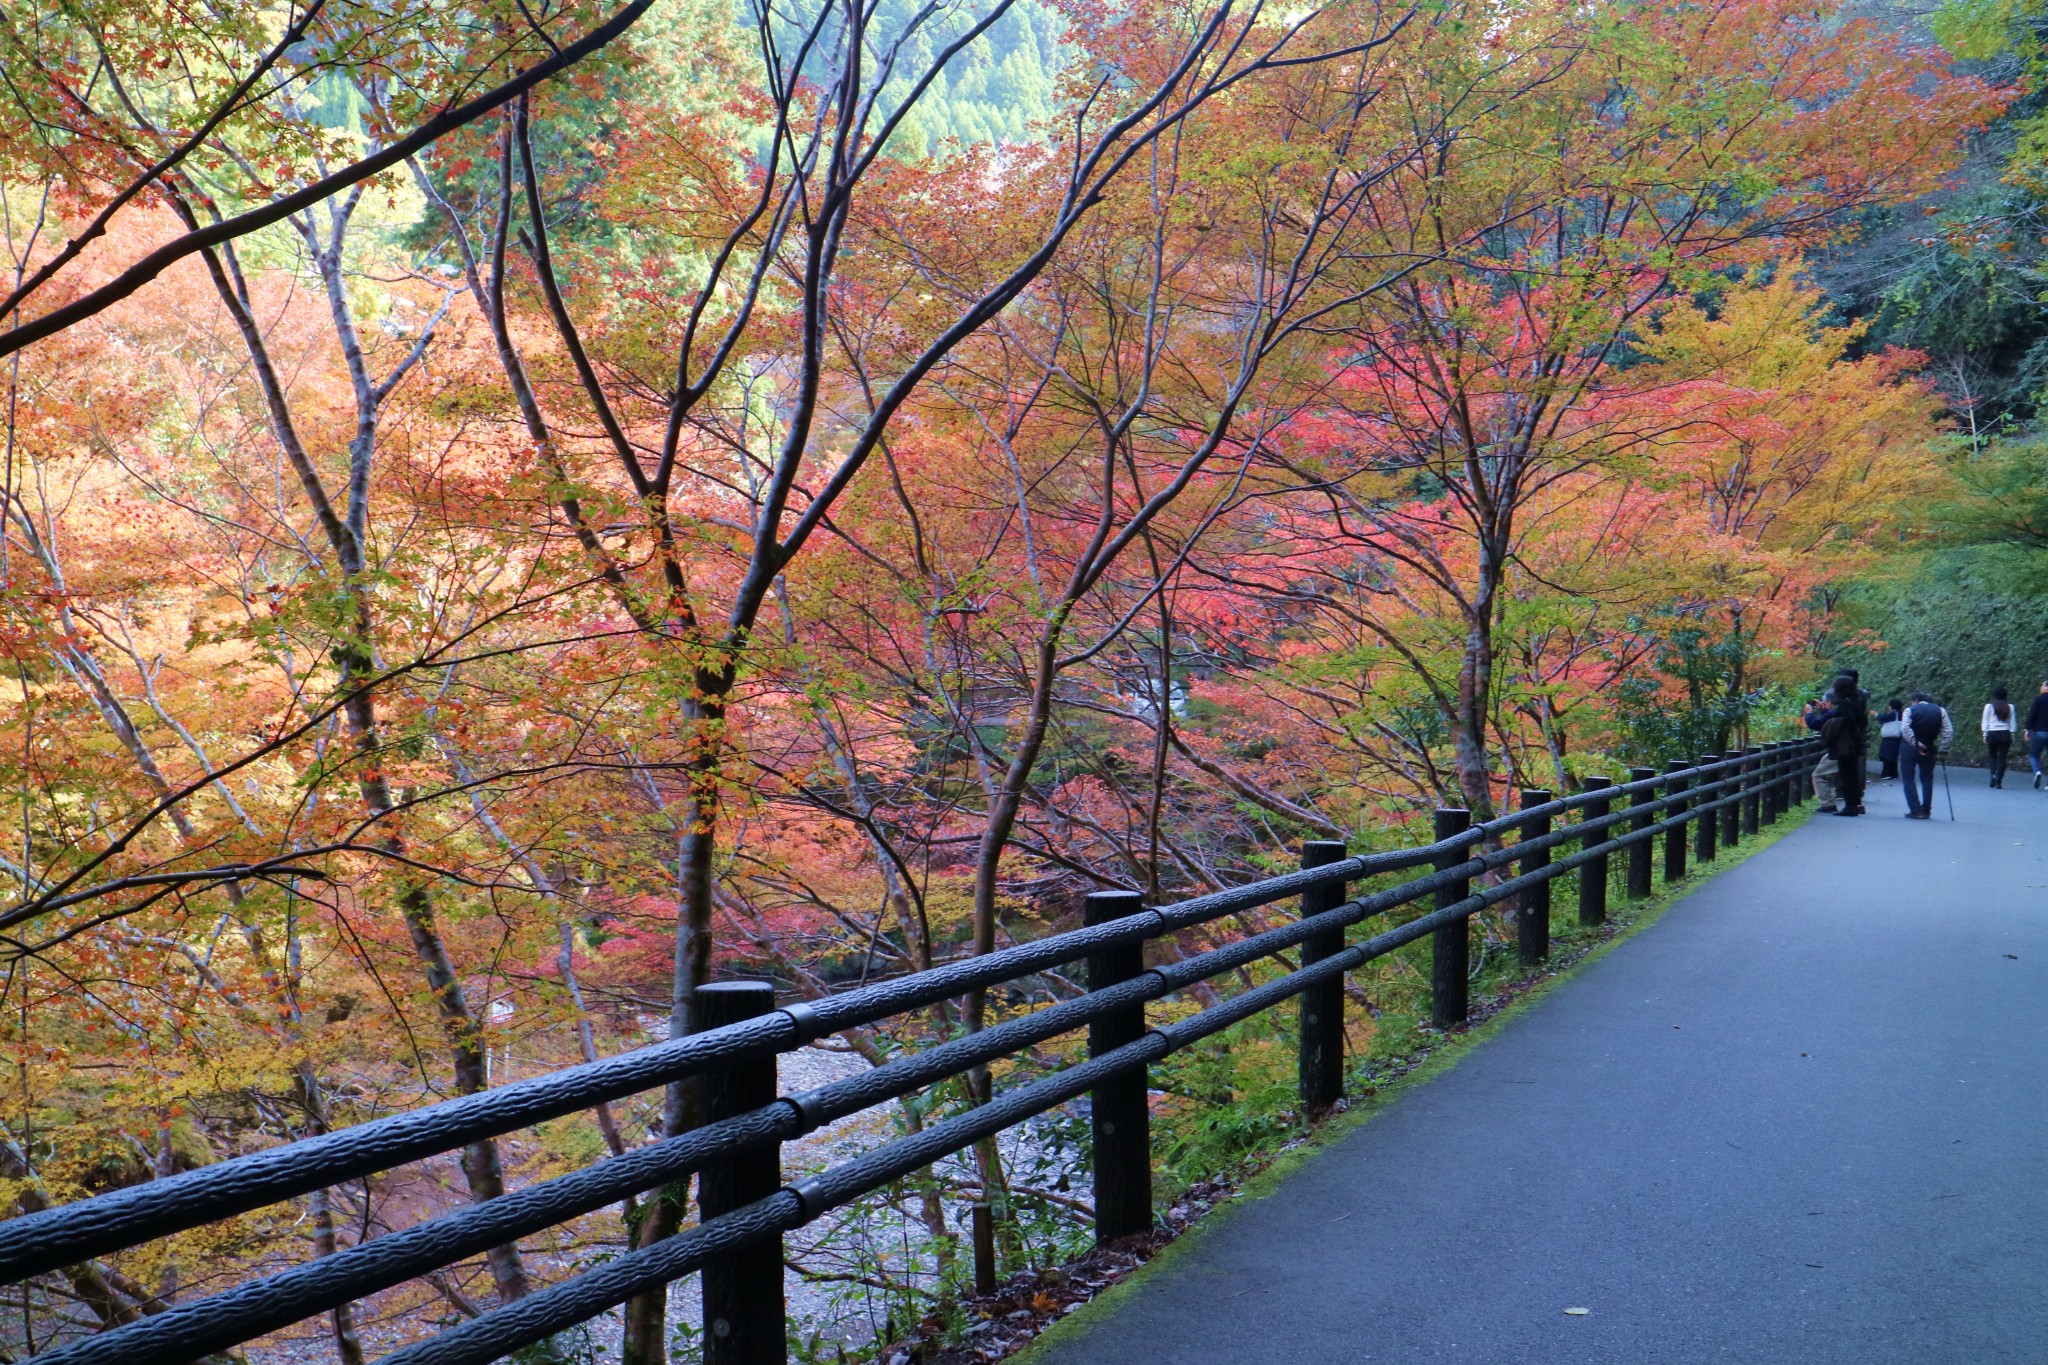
[1009,800,1816,1363]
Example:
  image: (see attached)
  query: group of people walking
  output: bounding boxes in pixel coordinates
[1968,678,2048,788]
[1804,672,2048,820]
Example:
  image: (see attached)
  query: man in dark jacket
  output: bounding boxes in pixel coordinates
[2026,679,2048,788]
[1827,673,1870,816]
[1804,694,1841,811]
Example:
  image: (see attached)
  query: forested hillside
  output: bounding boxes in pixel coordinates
[1815,0,2048,754]
[877,0,1065,154]
[0,0,2009,1356]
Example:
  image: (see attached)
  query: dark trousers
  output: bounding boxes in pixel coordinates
[1901,743,1935,815]
[1878,736,1900,779]
[1838,749,1866,812]
[1988,733,2013,786]
[2032,733,2048,775]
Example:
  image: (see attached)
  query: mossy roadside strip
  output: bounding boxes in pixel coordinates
[971,804,1817,1365]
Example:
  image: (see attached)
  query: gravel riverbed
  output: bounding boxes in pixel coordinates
[249,1044,1080,1364]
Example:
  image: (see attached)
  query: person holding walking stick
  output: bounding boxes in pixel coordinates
[1901,692,1953,821]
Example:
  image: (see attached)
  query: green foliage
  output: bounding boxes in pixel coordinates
[533,1112,612,1167]
[1607,613,1780,766]
[775,0,1066,158]
[1938,436,2048,547]
[1819,0,2048,759]
[1829,0,2048,428]
[1833,541,2048,761]
[1831,436,2048,766]
[1152,1011,1304,1198]
[1852,198,2048,431]
[1934,0,2033,60]
[883,1,1065,156]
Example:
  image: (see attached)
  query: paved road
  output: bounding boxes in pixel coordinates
[1042,775,2048,1363]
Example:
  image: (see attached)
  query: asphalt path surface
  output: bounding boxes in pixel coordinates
[1042,771,2048,1363]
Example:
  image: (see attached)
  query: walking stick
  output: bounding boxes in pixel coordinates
[1941,754,1956,821]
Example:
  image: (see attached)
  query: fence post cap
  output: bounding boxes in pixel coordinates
[1084,889,1146,924]
[697,980,776,1030]
[698,980,776,999]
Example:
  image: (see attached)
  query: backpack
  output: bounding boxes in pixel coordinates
[1908,702,1944,750]
[1821,714,1856,760]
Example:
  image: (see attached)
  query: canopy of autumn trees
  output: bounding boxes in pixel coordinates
[0,0,2003,1354]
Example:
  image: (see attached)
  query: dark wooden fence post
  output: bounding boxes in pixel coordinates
[1694,755,1719,863]
[1085,889,1151,1243]
[698,981,787,1365]
[1579,776,1613,926]
[1298,841,1348,1113]
[1431,809,1472,1028]
[1742,747,1761,837]
[1763,742,1783,824]
[1517,789,1552,967]
[1663,760,1690,883]
[1787,739,1806,809]
[1627,766,1656,899]
[1720,751,1742,848]
[971,1202,996,1295]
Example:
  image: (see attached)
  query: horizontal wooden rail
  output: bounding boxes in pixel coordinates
[7,740,1823,1365]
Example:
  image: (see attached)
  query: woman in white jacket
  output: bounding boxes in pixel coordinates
[1984,686,2020,788]
[1877,698,1904,780]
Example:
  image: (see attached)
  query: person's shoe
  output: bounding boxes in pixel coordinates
[2035,771,2042,789]
[1816,803,1839,813]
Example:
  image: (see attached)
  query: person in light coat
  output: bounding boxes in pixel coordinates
[1983,686,2020,788]
[1877,698,1903,781]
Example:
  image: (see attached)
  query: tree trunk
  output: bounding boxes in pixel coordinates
[1453,609,1498,821]
[622,696,723,1365]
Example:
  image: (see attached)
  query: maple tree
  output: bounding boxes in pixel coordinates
[0,0,2002,1355]
[1194,0,1999,819]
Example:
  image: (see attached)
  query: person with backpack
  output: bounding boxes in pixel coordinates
[1876,698,1904,781]
[2027,679,2048,788]
[1983,686,2020,787]
[1901,692,1954,820]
